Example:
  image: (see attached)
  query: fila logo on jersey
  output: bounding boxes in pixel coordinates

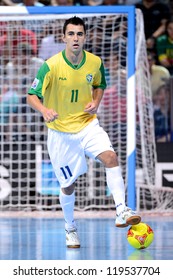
[31,78,39,89]
[86,74,93,83]
[59,77,67,80]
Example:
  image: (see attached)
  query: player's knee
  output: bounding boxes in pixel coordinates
[106,151,118,167]
[97,151,118,167]
[61,184,75,195]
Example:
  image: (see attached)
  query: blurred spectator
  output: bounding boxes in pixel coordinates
[5,42,44,141]
[0,23,37,65]
[103,0,119,4]
[147,51,170,103]
[119,0,139,3]
[73,0,85,5]
[153,84,171,142]
[99,70,127,153]
[0,82,18,124]
[156,17,173,75]
[39,0,49,4]
[17,0,44,5]
[87,0,103,5]
[104,53,120,87]
[38,35,65,60]
[42,0,50,4]
[50,0,72,5]
[169,1,173,14]
[135,0,171,51]
[0,79,19,141]
[38,22,66,60]
[0,0,17,4]
[5,42,44,85]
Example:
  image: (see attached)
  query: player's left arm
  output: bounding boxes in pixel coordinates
[84,60,106,115]
[84,88,104,114]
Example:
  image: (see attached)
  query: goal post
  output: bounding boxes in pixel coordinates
[0,6,160,212]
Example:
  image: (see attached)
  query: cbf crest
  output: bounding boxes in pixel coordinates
[86,74,93,83]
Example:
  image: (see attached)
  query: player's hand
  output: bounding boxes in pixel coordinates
[84,102,98,114]
[42,108,58,123]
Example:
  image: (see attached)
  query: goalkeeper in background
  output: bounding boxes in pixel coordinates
[27,16,141,248]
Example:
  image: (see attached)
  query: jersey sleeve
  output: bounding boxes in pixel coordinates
[28,62,50,98]
[93,61,107,90]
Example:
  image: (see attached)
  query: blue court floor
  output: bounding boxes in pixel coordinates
[0,214,172,260]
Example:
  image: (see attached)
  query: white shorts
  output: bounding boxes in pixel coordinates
[47,118,114,188]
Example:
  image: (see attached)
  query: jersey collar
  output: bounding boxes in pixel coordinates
[62,50,86,70]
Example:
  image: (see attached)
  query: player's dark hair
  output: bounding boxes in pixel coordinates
[63,16,86,35]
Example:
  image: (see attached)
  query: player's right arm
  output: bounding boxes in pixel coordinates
[27,94,58,123]
[27,61,58,123]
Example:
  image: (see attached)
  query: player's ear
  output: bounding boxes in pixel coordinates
[62,34,67,43]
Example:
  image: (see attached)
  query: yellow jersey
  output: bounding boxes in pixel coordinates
[28,50,106,133]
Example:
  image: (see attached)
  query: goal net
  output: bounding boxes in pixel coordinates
[0,7,171,213]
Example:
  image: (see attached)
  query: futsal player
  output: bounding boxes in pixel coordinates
[27,16,141,248]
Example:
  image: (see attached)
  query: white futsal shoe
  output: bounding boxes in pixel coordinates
[66,228,80,248]
[115,207,141,228]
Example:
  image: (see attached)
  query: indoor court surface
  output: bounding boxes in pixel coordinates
[0,214,172,260]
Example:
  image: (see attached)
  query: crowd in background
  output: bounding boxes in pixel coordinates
[0,0,145,7]
[0,0,173,143]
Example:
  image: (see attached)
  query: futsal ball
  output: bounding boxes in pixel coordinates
[127,222,154,249]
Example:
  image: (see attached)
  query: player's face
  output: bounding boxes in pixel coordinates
[62,24,86,54]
